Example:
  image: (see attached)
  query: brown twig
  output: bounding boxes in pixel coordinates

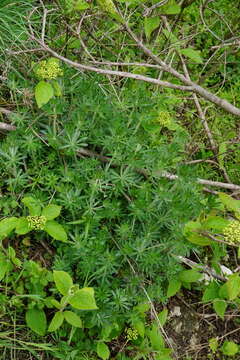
[162,16,217,153]
[0,122,16,131]
[28,39,194,91]
[143,0,170,17]
[0,108,16,131]
[123,21,240,116]
[27,7,240,116]
[90,60,164,70]
[175,255,227,281]
[77,148,240,191]
[200,231,239,248]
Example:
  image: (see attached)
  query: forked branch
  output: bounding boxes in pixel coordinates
[27,7,240,117]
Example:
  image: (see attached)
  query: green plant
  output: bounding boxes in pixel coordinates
[166,193,240,320]
[25,270,97,336]
[1,0,240,358]
[33,58,63,108]
[0,196,68,242]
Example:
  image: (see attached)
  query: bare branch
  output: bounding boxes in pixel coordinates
[0,108,16,131]
[175,255,227,281]
[157,171,240,191]
[143,0,170,17]
[0,107,12,116]
[199,1,222,41]
[77,148,240,191]
[90,60,164,70]
[29,37,194,91]
[7,48,44,55]
[124,22,240,116]
[211,39,240,50]
[200,231,239,248]
[28,8,240,116]
[161,16,217,152]
[0,122,16,131]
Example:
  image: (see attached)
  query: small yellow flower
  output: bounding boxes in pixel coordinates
[35,58,63,80]
[125,327,138,341]
[223,221,240,244]
[27,216,47,230]
[156,111,172,127]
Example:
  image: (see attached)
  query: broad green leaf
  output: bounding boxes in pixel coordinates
[226,274,240,300]
[21,197,41,216]
[203,216,230,231]
[133,303,150,314]
[187,233,212,246]
[155,349,172,360]
[48,311,64,332]
[26,308,47,336]
[167,279,181,297]
[183,220,203,237]
[97,342,110,360]
[162,29,180,48]
[218,142,227,169]
[132,320,145,337]
[51,81,62,97]
[158,308,168,327]
[42,204,62,220]
[219,282,228,300]
[161,4,181,15]
[213,299,227,319]
[53,270,73,296]
[74,0,90,10]
[35,81,54,108]
[202,281,220,303]
[15,217,31,235]
[218,192,240,214]
[180,48,203,64]
[209,337,218,353]
[97,0,122,22]
[68,287,98,310]
[51,299,62,310]
[0,217,18,238]
[44,220,67,242]
[221,341,239,356]
[8,246,16,259]
[101,324,115,341]
[0,259,11,281]
[64,311,82,328]
[144,16,160,41]
[147,323,164,351]
[178,269,202,283]
[8,246,21,267]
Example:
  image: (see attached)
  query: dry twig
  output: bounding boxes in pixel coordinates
[0,108,16,131]
[27,6,240,116]
[77,148,240,191]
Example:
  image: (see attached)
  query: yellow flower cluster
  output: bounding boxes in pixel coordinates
[35,58,63,80]
[223,221,240,244]
[156,111,172,127]
[27,216,47,230]
[125,328,138,341]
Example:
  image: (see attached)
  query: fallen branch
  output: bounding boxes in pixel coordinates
[0,108,16,131]
[77,148,240,191]
[161,16,217,153]
[28,39,194,92]
[0,122,16,131]
[124,22,240,116]
[143,0,170,17]
[175,255,227,281]
[27,7,240,116]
